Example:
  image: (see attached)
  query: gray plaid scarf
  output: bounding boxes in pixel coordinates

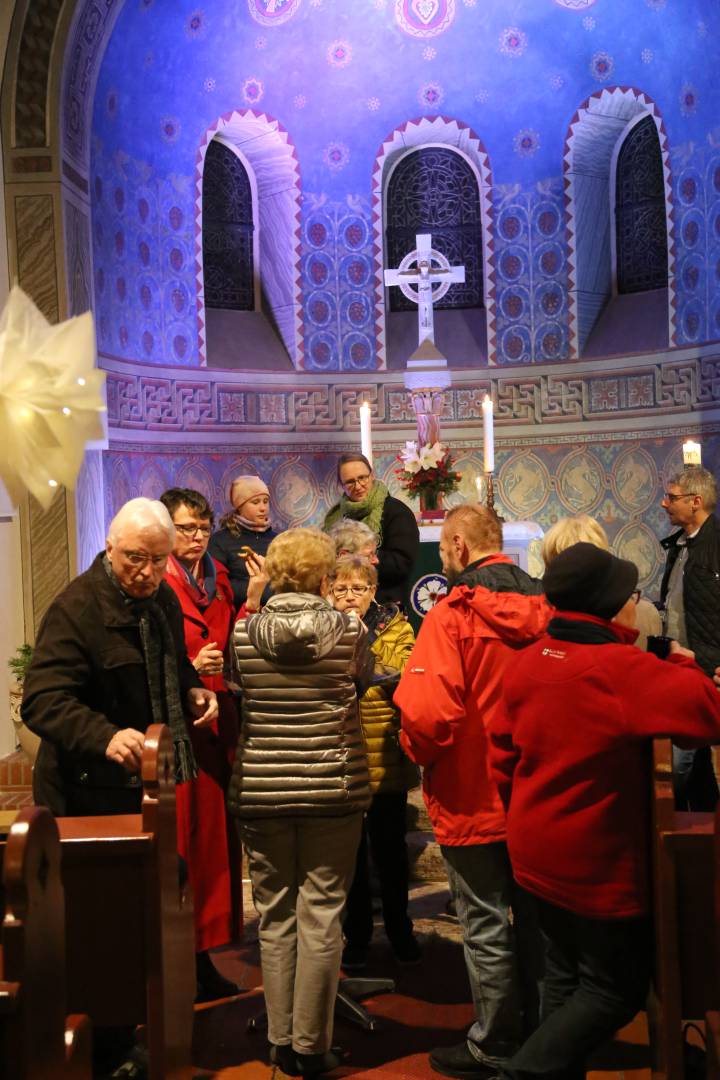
[103,556,197,783]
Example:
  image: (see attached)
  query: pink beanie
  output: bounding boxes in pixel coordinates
[230,474,270,510]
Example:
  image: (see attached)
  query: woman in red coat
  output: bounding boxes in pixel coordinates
[160,487,242,1002]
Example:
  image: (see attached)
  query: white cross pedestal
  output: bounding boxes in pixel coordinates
[384,233,465,350]
[385,233,465,446]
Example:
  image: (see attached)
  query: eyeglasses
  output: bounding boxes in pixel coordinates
[342,474,371,489]
[332,584,373,598]
[632,589,642,605]
[174,523,212,537]
[663,492,696,502]
[121,550,168,567]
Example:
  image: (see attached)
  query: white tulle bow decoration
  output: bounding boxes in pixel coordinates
[0,286,105,510]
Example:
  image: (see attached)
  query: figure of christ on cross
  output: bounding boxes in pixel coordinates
[384,232,466,349]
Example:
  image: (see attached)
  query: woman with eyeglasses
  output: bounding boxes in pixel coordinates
[324,453,419,611]
[159,487,242,1004]
[208,474,277,612]
[329,555,421,972]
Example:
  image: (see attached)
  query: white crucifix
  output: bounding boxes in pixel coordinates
[384,233,465,348]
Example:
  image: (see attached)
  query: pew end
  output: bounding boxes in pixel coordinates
[0,805,91,1078]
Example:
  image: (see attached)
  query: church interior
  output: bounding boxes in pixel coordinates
[2,0,720,1076]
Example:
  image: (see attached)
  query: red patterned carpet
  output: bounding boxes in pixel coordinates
[191,883,655,1080]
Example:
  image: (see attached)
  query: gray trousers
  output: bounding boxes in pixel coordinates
[240,812,363,1054]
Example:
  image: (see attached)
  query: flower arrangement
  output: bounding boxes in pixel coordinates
[395,441,461,510]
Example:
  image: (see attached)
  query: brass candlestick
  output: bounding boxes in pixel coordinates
[485,472,504,523]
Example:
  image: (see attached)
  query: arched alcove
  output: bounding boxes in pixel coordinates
[372,116,496,368]
[563,87,675,359]
[195,110,303,369]
[202,136,257,314]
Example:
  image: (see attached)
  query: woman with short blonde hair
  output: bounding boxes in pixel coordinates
[264,527,336,594]
[541,514,609,568]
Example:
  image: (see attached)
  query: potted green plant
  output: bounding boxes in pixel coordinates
[8,643,40,761]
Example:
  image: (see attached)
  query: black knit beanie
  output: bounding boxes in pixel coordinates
[543,542,639,619]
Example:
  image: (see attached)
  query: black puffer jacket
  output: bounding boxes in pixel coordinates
[660,515,720,678]
[229,593,374,818]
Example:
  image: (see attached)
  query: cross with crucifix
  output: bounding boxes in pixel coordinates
[384,232,466,349]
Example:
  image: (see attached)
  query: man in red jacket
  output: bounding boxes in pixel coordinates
[395,504,551,1079]
[489,542,720,1080]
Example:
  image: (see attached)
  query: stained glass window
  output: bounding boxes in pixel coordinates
[386,147,483,311]
[615,115,668,295]
[202,139,255,311]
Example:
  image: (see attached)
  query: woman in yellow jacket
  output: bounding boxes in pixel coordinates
[329,555,421,970]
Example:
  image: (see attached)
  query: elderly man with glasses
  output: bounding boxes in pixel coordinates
[21,496,218,1078]
[659,465,720,810]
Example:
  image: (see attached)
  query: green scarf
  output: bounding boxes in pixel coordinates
[324,479,389,545]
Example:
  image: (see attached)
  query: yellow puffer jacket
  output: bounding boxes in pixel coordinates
[361,605,420,794]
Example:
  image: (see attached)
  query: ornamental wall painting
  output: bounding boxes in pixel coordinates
[395,0,456,38]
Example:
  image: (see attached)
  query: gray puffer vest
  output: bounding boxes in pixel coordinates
[228,592,373,818]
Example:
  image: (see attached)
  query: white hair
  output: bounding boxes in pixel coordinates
[107,498,175,544]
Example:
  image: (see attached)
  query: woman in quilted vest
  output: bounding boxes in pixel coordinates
[229,528,373,1078]
[329,555,421,972]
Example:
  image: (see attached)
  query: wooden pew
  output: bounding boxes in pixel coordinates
[704,792,720,1078]
[0,805,92,1078]
[648,737,715,1079]
[0,724,196,1080]
[58,723,196,1079]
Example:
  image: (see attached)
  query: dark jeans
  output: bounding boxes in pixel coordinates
[502,899,652,1080]
[343,791,413,948]
[672,744,719,811]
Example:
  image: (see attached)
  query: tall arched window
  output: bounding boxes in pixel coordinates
[202,138,255,311]
[386,147,483,311]
[615,115,668,295]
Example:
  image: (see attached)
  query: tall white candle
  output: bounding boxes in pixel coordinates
[482,394,494,473]
[683,439,701,466]
[359,402,373,466]
[475,475,483,503]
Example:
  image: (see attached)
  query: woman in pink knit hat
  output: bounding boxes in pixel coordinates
[208,474,278,612]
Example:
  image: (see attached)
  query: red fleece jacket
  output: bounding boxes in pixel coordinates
[490,613,720,919]
[395,555,551,846]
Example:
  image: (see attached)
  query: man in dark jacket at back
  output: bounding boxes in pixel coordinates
[660,465,720,809]
[395,504,551,1080]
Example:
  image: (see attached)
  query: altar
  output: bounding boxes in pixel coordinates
[406,519,545,634]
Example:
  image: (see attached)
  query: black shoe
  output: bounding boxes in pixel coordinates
[106,1046,149,1079]
[430,1042,499,1080]
[294,1047,347,1076]
[341,942,368,972]
[270,1043,299,1074]
[391,934,422,965]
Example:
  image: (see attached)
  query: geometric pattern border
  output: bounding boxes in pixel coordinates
[102,350,720,435]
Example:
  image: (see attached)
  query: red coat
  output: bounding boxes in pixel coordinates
[490,612,720,920]
[395,555,551,846]
[164,556,241,951]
